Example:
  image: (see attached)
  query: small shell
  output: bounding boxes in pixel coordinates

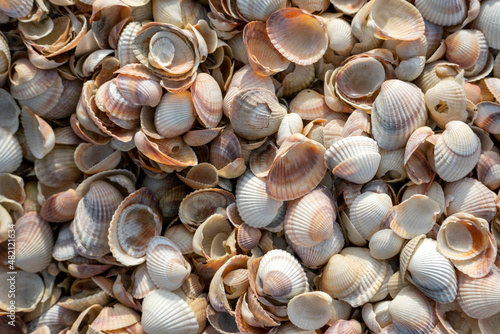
[445,29,484,70]
[236,0,288,21]
[266,134,326,201]
[290,89,332,120]
[324,136,381,184]
[0,89,20,134]
[91,303,140,332]
[164,224,195,254]
[325,17,355,56]
[267,8,328,65]
[154,91,196,138]
[74,143,122,174]
[146,236,191,291]
[191,73,223,128]
[142,289,199,334]
[288,292,333,330]
[477,151,500,189]
[237,224,262,251]
[415,0,467,26]
[53,223,78,261]
[255,249,308,303]
[433,121,481,182]
[35,145,82,188]
[475,101,500,134]
[284,186,336,247]
[0,127,22,173]
[370,0,425,41]
[457,266,500,319]
[389,286,436,334]
[324,319,363,334]
[192,213,233,260]
[444,177,497,222]
[369,229,405,260]
[471,0,500,50]
[372,80,427,150]
[390,195,441,239]
[0,271,44,312]
[276,113,303,147]
[425,80,468,129]
[376,148,407,182]
[349,191,392,241]
[236,170,284,228]
[178,188,234,229]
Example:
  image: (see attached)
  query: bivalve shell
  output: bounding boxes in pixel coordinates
[457,266,500,319]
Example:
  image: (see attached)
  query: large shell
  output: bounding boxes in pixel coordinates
[371,80,427,150]
[415,0,467,26]
[477,151,500,189]
[266,134,326,201]
[471,0,500,50]
[34,145,81,188]
[154,91,196,138]
[284,186,336,248]
[325,136,381,184]
[370,0,425,41]
[266,8,328,65]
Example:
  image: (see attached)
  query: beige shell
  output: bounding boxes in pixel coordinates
[0,271,44,312]
[471,0,500,50]
[35,145,82,188]
[164,224,195,254]
[146,236,191,291]
[284,186,336,247]
[349,191,392,241]
[0,126,23,174]
[477,151,500,189]
[91,303,140,332]
[457,266,500,319]
[74,143,122,174]
[415,0,467,26]
[288,291,333,330]
[369,229,405,260]
[425,80,468,129]
[444,177,497,222]
[266,134,326,201]
[325,17,355,56]
[53,223,78,261]
[376,148,407,182]
[475,101,500,134]
[267,8,328,65]
[0,89,20,134]
[437,213,496,278]
[276,113,304,147]
[235,170,284,228]
[191,73,223,128]
[389,286,436,334]
[372,80,427,150]
[290,89,332,120]
[370,0,425,41]
[325,136,381,184]
[432,121,481,182]
[192,212,233,260]
[390,195,441,239]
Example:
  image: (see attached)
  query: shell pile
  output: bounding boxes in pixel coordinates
[2,0,500,333]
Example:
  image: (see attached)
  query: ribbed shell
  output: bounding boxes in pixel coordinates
[235,171,283,228]
[91,303,140,331]
[164,224,194,254]
[390,195,441,239]
[0,126,22,173]
[324,136,381,184]
[289,89,332,120]
[284,186,336,247]
[369,229,405,260]
[154,91,196,138]
[349,191,392,240]
[34,145,81,188]
[15,212,54,273]
[191,73,223,128]
[237,0,288,21]
[287,292,333,330]
[477,151,500,189]
[53,223,78,261]
[71,181,125,259]
[142,289,199,334]
[475,102,500,135]
[371,80,427,150]
[326,17,355,56]
[117,22,142,67]
[389,286,436,334]
[471,0,500,50]
[415,0,467,26]
[370,0,425,41]
[457,266,500,319]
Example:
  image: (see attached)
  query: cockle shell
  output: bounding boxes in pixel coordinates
[191,72,223,128]
[477,150,500,189]
[0,89,20,134]
[0,271,44,312]
[457,266,500,319]
[348,191,392,241]
[370,0,425,41]
[390,195,441,239]
[471,0,500,50]
[288,291,333,330]
[0,126,23,174]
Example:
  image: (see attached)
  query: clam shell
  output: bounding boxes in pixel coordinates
[74,143,122,174]
[154,91,196,138]
[325,319,362,334]
[389,286,437,334]
[132,263,155,299]
[236,170,284,228]
[109,188,162,266]
[256,249,308,303]
[349,191,392,240]
[445,29,484,69]
[284,186,336,247]
[425,80,468,129]
[433,121,481,182]
[390,195,441,239]
[444,177,497,222]
[288,291,333,330]
[376,148,407,182]
[91,303,140,332]
[0,271,44,312]
[326,17,355,56]
[192,213,233,259]
[177,163,219,189]
[35,145,81,188]
[178,188,234,229]
[372,80,427,150]
[475,101,500,134]
[0,89,20,134]
[236,0,288,21]
[325,136,381,184]
[191,73,223,128]
[164,224,194,254]
[276,113,303,147]
[266,134,326,201]
[53,223,78,261]
[471,0,500,50]
[370,0,425,41]
[237,223,262,251]
[117,21,142,67]
[142,289,199,334]
[369,229,405,260]
[477,151,500,189]
[146,236,191,291]
[415,0,467,26]
[0,126,22,173]
[457,266,500,319]
[290,89,332,120]
[267,8,328,65]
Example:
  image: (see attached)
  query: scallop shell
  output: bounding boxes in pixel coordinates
[325,136,381,184]
[390,195,441,239]
[471,0,500,50]
[191,73,223,128]
[74,143,122,174]
[372,80,427,150]
[284,186,336,248]
[0,126,22,174]
[53,223,78,261]
[235,170,284,228]
[325,17,355,56]
[35,145,81,188]
[164,224,195,254]
[425,80,468,129]
[349,191,392,241]
[266,134,326,201]
[475,101,500,134]
[477,151,500,189]
[370,0,425,41]
[146,236,191,291]
[288,292,333,330]
[415,0,467,26]
[266,8,328,65]
[376,148,407,182]
[457,266,500,319]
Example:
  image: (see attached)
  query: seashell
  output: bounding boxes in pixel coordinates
[425,80,468,129]
[276,113,303,147]
[71,180,124,259]
[477,151,500,189]
[255,249,308,303]
[0,271,44,312]
[471,0,500,50]
[0,89,20,134]
[131,263,156,299]
[289,219,344,268]
[400,181,446,216]
[325,136,381,184]
[266,134,326,201]
[401,237,457,303]
[236,170,283,228]
[457,266,500,319]
[266,8,328,65]
[290,89,332,120]
[15,212,54,273]
[209,128,246,179]
[229,88,287,140]
[91,303,140,332]
[237,223,261,251]
[369,229,405,260]
[183,128,221,147]
[475,101,500,134]
[284,186,336,248]
[370,0,425,41]
[278,63,316,98]
[147,236,191,291]
[192,212,233,261]
[58,289,109,312]
[142,289,200,334]
[389,286,437,334]
[349,191,392,241]
[330,0,367,15]
[53,223,78,261]
[445,29,484,70]
[432,121,481,182]
[325,17,355,56]
[437,213,496,278]
[372,80,427,150]
[109,188,162,266]
[390,195,441,239]
[164,224,195,254]
[288,291,333,330]
[243,21,290,76]
[191,73,223,128]
[236,0,288,22]
[117,21,142,67]
[395,56,426,82]
[35,145,82,188]
[0,126,22,174]
[324,319,363,334]
[74,143,122,175]
[478,311,500,334]
[444,177,497,222]
[415,0,467,26]
[415,61,465,94]
[376,148,407,182]
[249,140,277,178]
